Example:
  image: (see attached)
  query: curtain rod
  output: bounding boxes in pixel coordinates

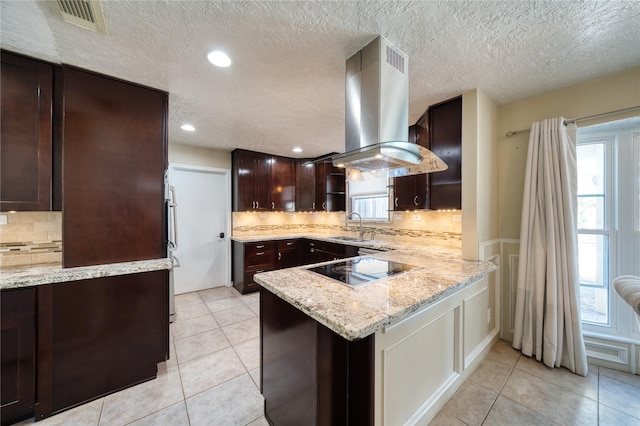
[505,105,640,137]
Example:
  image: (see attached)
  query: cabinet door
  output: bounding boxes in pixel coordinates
[62,67,167,267]
[0,288,36,425]
[428,97,462,210]
[315,163,328,211]
[0,52,52,211]
[394,174,428,210]
[254,152,271,211]
[233,149,257,211]
[295,160,316,211]
[277,239,299,268]
[271,156,295,211]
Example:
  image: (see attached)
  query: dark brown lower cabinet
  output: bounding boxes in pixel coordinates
[261,288,374,426]
[1,288,36,426]
[35,271,169,419]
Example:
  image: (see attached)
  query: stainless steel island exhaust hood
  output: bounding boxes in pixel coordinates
[332,36,447,177]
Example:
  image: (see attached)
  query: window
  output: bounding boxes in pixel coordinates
[577,117,640,336]
[347,170,390,221]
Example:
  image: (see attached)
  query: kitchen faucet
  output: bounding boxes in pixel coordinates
[347,212,364,240]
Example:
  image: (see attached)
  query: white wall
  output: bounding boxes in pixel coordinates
[461,89,500,261]
[168,142,231,169]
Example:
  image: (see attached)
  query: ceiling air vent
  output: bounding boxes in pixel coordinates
[56,0,107,33]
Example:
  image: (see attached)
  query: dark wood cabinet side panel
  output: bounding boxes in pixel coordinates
[62,67,167,267]
[348,334,375,425]
[51,271,168,412]
[35,285,54,421]
[261,288,316,426]
[0,287,36,426]
[0,52,52,211]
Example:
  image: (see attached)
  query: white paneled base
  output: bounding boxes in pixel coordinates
[374,276,499,425]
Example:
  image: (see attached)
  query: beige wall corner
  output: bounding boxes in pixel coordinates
[461,89,500,261]
[168,142,231,169]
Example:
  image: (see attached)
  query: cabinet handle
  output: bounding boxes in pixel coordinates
[256,252,264,256]
[278,252,282,260]
[286,242,294,246]
[312,202,315,210]
[256,245,265,249]
[414,196,419,206]
[322,202,326,210]
[272,201,275,209]
[395,197,399,207]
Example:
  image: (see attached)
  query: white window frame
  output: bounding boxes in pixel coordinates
[578,121,640,340]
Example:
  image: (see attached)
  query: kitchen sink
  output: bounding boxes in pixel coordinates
[329,236,367,242]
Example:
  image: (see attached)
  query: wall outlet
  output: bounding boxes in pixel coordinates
[259,213,267,219]
[0,214,6,225]
[487,308,491,324]
[412,214,421,221]
[453,215,462,222]
[393,214,403,221]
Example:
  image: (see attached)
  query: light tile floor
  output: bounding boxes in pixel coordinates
[17,287,640,425]
[432,340,640,425]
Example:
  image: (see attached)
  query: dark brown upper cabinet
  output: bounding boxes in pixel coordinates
[428,96,462,210]
[61,66,167,268]
[0,52,53,211]
[295,160,316,211]
[270,155,295,211]
[394,124,428,210]
[232,149,271,211]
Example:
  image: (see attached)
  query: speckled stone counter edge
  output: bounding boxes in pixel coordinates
[245,234,498,341]
[1,258,172,290]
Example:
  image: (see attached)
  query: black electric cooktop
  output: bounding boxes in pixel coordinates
[306,256,419,287]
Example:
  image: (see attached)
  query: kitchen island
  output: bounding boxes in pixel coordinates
[253,240,498,425]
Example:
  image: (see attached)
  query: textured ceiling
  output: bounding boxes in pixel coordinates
[2,1,639,158]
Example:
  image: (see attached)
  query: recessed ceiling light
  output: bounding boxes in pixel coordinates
[292,147,303,153]
[180,124,195,132]
[207,50,231,67]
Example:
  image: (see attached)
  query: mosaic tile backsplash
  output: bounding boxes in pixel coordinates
[0,212,62,267]
[232,210,462,248]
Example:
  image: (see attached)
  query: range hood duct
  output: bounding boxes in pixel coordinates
[332,36,447,177]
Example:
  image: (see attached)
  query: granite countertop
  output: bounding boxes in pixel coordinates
[250,235,497,341]
[231,234,396,251]
[0,258,172,290]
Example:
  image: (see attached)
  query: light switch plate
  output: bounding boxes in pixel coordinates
[394,214,403,221]
[259,213,267,219]
[453,215,462,222]
[412,214,421,221]
[0,214,7,225]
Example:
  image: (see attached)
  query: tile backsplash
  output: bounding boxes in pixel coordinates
[232,210,462,248]
[0,212,62,267]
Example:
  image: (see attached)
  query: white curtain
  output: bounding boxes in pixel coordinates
[512,117,588,376]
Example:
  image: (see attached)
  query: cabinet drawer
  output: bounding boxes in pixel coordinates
[244,269,273,291]
[245,241,276,253]
[277,239,298,250]
[245,241,275,270]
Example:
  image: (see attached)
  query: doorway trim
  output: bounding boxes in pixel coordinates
[168,163,232,287]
